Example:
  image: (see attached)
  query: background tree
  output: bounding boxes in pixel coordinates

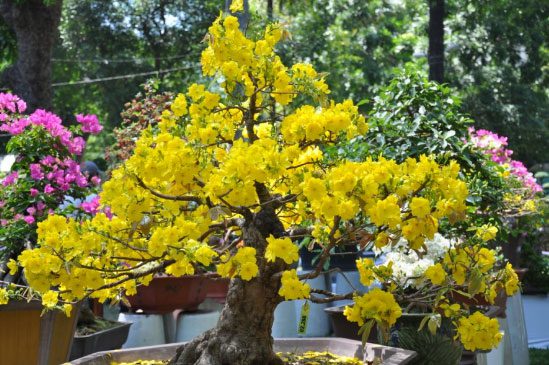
[428,0,444,82]
[0,0,62,111]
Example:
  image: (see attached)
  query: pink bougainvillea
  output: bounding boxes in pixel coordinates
[469,127,542,193]
[0,92,103,245]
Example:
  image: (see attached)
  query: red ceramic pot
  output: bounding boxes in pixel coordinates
[127,275,209,313]
[205,276,230,304]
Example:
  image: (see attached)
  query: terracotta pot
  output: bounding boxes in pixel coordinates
[0,300,78,365]
[205,276,230,304]
[127,275,209,314]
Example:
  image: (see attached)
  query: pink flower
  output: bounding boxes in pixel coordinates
[91,176,101,185]
[76,114,103,135]
[23,215,35,224]
[0,219,8,226]
[30,188,39,197]
[0,93,26,113]
[68,136,85,155]
[36,201,46,211]
[26,207,36,215]
[29,164,44,180]
[44,184,55,194]
[2,171,18,186]
[80,196,100,215]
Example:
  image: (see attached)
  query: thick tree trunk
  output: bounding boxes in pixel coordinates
[170,276,283,365]
[428,0,444,83]
[0,0,62,111]
[170,219,287,365]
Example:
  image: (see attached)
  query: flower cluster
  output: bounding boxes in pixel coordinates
[278,269,310,300]
[374,233,454,288]
[469,127,542,194]
[457,312,503,351]
[265,236,299,264]
[344,288,402,327]
[217,247,258,281]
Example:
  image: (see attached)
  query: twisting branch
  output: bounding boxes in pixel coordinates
[309,288,355,304]
[299,216,342,281]
[197,218,244,242]
[134,175,202,204]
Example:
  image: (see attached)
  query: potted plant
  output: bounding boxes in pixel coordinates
[69,307,131,360]
[125,275,210,313]
[14,4,517,364]
[0,92,103,364]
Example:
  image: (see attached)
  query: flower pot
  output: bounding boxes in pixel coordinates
[0,300,78,365]
[69,322,131,360]
[126,275,209,313]
[69,337,417,365]
[205,276,230,304]
[324,305,378,343]
[299,244,359,271]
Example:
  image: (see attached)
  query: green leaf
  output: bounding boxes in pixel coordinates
[358,319,375,347]
[468,268,483,296]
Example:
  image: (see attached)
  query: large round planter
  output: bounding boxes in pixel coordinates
[69,337,417,365]
[126,275,209,313]
[0,300,79,365]
[69,322,131,360]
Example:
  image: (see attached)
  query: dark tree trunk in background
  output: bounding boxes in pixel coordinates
[267,0,273,20]
[0,0,62,112]
[225,0,250,32]
[428,0,444,83]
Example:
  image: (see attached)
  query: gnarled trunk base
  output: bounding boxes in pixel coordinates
[170,272,283,365]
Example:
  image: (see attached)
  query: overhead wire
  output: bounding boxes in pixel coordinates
[52,65,200,87]
[51,54,190,63]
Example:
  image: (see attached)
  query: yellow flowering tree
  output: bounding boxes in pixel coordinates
[7,7,515,364]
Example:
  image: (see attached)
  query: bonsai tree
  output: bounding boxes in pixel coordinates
[6,5,517,364]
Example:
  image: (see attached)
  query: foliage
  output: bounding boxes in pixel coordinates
[5,8,518,355]
[396,325,462,365]
[530,348,549,365]
[52,0,219,130]
[105,80,173,171]
[275,0,426,104]
[0,93,102,263]
[445,0,549,166]
[347,70,508,237]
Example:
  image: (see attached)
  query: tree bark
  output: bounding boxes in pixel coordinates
[225,0,250,32]
[267,0,273,20]
[0,0,62,112]
[170,208,288,365]
[428,0,444,83]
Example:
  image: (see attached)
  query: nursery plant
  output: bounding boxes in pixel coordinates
[4,4,519,365]
[0,92,102,295]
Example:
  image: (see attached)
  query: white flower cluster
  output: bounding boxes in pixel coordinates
[375,233,455,288]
